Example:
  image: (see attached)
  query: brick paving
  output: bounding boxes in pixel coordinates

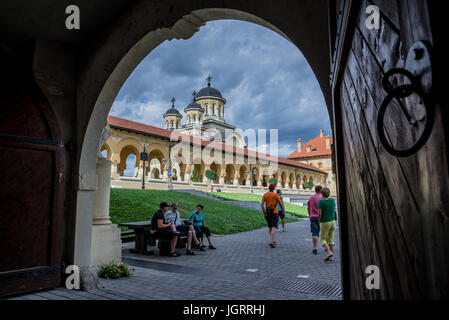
[8,220,341,300]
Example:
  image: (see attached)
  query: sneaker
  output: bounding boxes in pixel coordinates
[312,249,318,254]
[282,227,286,232]
[209,245,217,250]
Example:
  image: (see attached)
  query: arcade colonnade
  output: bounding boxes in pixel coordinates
[101,117,328,192]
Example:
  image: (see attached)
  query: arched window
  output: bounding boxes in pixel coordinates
[205,104,208,114]
[212,104,215,115]
[318,162,322,168]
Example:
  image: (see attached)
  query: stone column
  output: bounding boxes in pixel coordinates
[110,160,118,180]
[219,175,225,184]
[203,165,211,185]
[185,164,192,183]
[91,157,122,266]
[245,174,251,186]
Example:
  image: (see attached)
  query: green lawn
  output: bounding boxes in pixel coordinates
[110,189,296,235]
[208,192,309,218]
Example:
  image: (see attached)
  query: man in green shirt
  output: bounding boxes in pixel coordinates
[318,187,336,262]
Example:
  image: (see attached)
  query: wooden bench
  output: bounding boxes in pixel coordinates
[119,221,188,256]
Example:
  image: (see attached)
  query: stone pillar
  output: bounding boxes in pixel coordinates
[185,164,192,183]
[91,157,122,266]
[257,179,263,187]
[285,183,289,189]
[245,175,251,186]
[137,163,144,178]
[203,165,211,184]
[110,160,119,180]
[219,175,225,184]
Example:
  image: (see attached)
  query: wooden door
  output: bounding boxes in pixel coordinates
[0,48,66,297]
[332,0,449,299]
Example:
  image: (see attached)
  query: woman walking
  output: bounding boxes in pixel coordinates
[318,187,336,262]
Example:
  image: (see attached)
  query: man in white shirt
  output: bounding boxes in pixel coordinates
[165,202,205,255]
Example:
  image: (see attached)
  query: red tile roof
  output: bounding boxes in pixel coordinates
[287,132,333,159]
[107,116,326,174]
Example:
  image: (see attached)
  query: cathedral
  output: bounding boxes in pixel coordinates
[162,76,246,148]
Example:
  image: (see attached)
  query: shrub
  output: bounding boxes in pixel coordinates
[268,177,278,186]
[192,166,198,182]
[305,181,314,190]
[205,170,217,182]
[98,262,134,279]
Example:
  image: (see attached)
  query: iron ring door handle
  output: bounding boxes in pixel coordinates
[377,69,434,157]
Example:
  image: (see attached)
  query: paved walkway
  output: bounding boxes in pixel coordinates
[8,220,341,300]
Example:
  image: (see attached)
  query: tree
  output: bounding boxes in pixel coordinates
[192,166,198,182]
[205,170,217,183]
[268,177,278,186]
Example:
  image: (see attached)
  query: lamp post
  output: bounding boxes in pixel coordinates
[162,157,173,190]
[140,144,149,190]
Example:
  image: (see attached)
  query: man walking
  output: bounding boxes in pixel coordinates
[307,185,322,254]
[261,184,285,248]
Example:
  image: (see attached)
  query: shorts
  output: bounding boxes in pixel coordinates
[320,221,336,246]
[265,212,279,228]
[310,217,320,237]
[153,228,175,240]
[176,225,191,235]
[194,225,211,238]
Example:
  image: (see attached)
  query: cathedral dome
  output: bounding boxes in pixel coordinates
[163,106,181,116]
[196,86,223,99]
[195,75,225,101]
[163,98,182,117]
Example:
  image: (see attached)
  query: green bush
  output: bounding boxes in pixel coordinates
[305,181,314,190]
[98,263,134,279]
[192,166,198,182]
[205,170,217,182]
[268,177,278,186]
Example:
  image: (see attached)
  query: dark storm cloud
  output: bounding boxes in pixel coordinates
[110,20,331,157]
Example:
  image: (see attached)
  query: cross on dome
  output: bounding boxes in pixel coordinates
[171,97,176,106]
[206,75,213,87]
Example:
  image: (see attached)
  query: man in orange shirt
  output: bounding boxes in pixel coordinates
[261,184,285,248]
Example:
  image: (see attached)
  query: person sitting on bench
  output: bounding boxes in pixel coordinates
[188,204,216,249]
[165,202,206,255]
[150,202,181,257]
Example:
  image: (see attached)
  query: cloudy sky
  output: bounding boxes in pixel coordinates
[110,20,331,158]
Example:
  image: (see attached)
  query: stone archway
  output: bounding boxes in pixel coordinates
[74,3,332,287]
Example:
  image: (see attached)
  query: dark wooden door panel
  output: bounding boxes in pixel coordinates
[334,0,449,299]
[0,48,65,297]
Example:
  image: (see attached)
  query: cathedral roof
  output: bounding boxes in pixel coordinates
[163,98,182,117]
[184,91,203,111]
[196,75,224,100]
[196,86,223,99]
